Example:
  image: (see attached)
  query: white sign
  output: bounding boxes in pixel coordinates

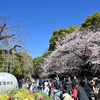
[0,72,18,93]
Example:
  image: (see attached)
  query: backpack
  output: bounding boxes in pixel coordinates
[55,80,60,89]
[51,81,54,88]
[73,87,79,100]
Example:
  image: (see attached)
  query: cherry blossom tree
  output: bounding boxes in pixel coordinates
[42,29,100,77]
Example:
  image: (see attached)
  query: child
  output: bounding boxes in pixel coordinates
[44,84,50,96]
[62,89,73,100]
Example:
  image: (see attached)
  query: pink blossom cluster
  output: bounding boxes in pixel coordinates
[42,30,100,77]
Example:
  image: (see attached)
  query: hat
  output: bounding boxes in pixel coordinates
[72,81,78,87]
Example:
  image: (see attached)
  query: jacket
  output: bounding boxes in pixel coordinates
[73,85,89,100]
[63,93,73,100]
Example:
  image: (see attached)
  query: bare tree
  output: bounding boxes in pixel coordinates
[0,14,27,53]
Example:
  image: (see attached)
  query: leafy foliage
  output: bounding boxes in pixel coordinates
[82,12,100,31]
[0,94,9,100]
[49,26,79,51]
[14,89,35,100]
[32,56,44,79]
[5,88,52,100]
[12,52,33,78]
[0,52,33,79]
[6,88,35,100]
[43,51,52,58]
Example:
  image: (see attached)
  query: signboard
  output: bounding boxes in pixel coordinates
[0,72,18,93]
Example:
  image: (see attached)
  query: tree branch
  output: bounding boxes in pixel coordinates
[0,34,15,40]
[0,23,6,35]
[9,45,21,53]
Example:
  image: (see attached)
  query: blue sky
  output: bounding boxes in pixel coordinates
[0,0,100,58]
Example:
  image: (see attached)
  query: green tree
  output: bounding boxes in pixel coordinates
[0,46,9,72]
[0,53,7,71]
[12,52,33,79]
[82,12,100,30]
[49,26,78,51]
[43,51,52,58]
[32,56,43,79]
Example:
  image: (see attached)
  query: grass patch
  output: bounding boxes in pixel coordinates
[38,92,52,100]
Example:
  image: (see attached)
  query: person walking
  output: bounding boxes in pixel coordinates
[63,77,72,96]
[72,81,89,100]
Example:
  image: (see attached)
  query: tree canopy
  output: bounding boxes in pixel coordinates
[49,26,79,51]
[42,29,100,77]
[82,12,100,31]
[12,52,33,78]
[32,56,44,79]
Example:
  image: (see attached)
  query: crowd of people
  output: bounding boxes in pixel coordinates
[18,76,100,100]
